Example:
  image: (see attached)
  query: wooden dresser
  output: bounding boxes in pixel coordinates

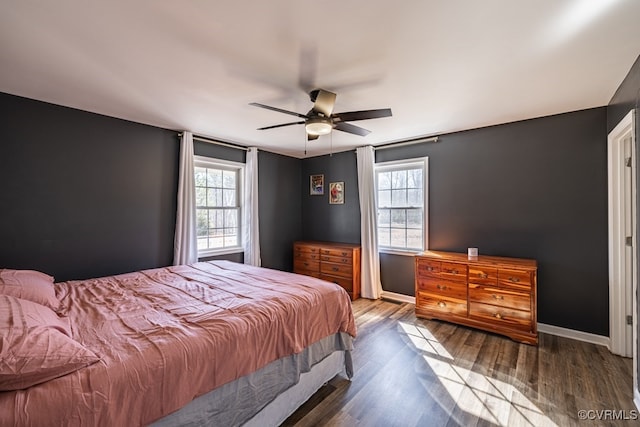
[415,251,538,344]
[293,241,361,300]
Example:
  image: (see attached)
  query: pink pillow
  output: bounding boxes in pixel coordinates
[0,269,60,312]
[0,295,100,391]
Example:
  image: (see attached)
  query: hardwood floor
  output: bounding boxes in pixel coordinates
[283,299,636,427]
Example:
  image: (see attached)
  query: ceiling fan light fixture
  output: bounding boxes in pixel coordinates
[305,117,332,135]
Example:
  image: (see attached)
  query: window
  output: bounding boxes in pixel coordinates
[194,156,244,256]
[375,157,428,252]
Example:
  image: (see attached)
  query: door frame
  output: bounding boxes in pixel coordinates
[607,109,637,394]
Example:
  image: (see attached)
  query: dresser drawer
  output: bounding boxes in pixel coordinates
[416,258,441,278]
[320,254,352,265]
[468,265,497,285]
[440,262,467,282]
[294,251,319,262]
[321,262,352,278]
[417,278,467,300]
[468,284,530,311]
[417,291,467,317]
[320,274,353,292]
[320,247,353,258]
[294,258,320,273]
[294,244,320,255]
[498,269,532,291]
[469,302,532,331]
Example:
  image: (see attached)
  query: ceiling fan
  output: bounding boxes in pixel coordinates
[250,89,392,140]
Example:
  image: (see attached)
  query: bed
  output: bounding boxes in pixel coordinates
[0,261,356,426]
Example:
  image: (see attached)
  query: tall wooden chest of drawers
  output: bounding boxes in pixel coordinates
[293,241,361,300]
[415,251,538,345]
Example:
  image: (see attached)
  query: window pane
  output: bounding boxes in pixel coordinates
[392,170,407,189]
[196,209,208,236]
[407,209,422,228]
[407,229,423,250]
[378,190,391,207]
[378,227,390,246]
[224,228,238,246]
[378,209,390,227]
[207,169,222,187]
[196,188,206,207]
[378,171,391,190]
[223,189,236,207]
[209,236,223,249]
[407,189,422,206]
[391,209,406,227]
[390,228,406,248]
[223,170,236,189]
[197,237,208,250]
[195,168,207,187]
[391,189,407,207]
[207,188,222,207]
[224,209,238,228]
[407,169,422,188]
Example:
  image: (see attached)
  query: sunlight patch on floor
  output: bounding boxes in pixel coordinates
[398,321,557,426]
[398,321,454,360]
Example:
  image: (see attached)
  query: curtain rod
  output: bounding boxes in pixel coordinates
[373,135,439,151]
[178,132,250,152]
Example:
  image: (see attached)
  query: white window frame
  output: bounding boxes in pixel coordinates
[194,155,245,257]
[375,157,429,255]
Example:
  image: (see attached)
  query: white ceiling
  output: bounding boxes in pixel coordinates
[1,1,639,158]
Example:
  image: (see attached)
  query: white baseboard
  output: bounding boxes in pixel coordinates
[635,388,640,411]
[537,323,610,348]
[380,291,416,305]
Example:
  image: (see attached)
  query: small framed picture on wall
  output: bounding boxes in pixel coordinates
[329,181,344,204]
[310,174,324,195]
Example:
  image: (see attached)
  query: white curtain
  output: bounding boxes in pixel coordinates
[356,146,383,299]
[173,131,198,265]
[242,147,261,266]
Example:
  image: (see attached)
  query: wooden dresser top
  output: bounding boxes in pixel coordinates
[294,241,360,249]
[416,250,537,270]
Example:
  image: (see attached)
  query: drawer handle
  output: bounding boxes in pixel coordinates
[508,277,520,283]
[444,269,458,274]
[341,252,348,256]
[304,262,309,267]
[491,294,504,300]
[436,284,447,291]
[426,267,434,271]
[480,273,488,279]
[437,301,447,308]
[342,258,348,263]
[494,313,503,319]
[332,267,339,272]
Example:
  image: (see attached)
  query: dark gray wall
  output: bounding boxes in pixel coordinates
[607,53,640,394]
[258,150,303,271]
[300,108,609,336]
[0,92,179,281]
[0,93,302,281]
[607,55,640,133]
[300,150,360,244]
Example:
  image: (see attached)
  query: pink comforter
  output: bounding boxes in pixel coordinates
[0,261,356,426]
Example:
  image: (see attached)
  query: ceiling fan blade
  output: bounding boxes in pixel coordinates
[257,121,305,131]
[311,89,337,117]
[334,122,371,137]
[249,102,308,119]
[333,108,392,122]
[307,133,319,141]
